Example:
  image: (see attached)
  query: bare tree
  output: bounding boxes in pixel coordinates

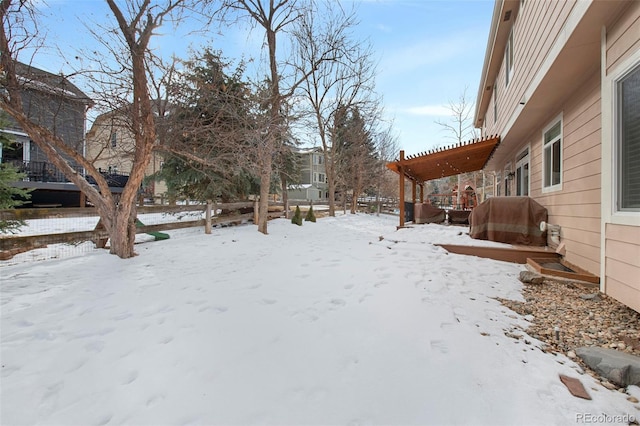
[0,0,200,258]
[372,121,399,215]
[293,2,376,216]
[217,0,340,233]
[435,87,478,208]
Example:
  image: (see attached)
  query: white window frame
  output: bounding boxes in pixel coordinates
[505,29,514,87]
[541,114,563,193]
[603,45,640,226]
[615,63,640,213]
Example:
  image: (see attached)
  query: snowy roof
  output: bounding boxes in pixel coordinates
[288,184,314,190]
[14,62,93,106]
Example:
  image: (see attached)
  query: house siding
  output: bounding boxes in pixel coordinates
[484,0,578,137]
[602,1,640,312]
[513,73,603,277]
[605,4,640,72]
[86,114,166,200]
[477,0,639,312]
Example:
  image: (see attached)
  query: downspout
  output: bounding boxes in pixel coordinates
[599,25,607,295]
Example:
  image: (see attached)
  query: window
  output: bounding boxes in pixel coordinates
[314,154,324,165]
[495,172,502,196]
[515,147,530,196]
[616,63,640,211]
[505,29,514,87]
[110,131,117,148]
[315,173,326,183]
[504,164,512,196]
[542,118,562,191]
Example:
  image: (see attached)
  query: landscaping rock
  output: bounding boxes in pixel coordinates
[559,374,591,400]
[519,271,544,285]
[579,293,601,301]
[576,347,640,387]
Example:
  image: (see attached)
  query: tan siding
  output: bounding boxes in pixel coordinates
[503,1,576,126]
[606,239,640,270]
[563,145,600,177]
[563,226,600,248]
[607,222,640,245]
[606,1,640,72]
[566,250,600,277]
[479,0,639,312]
[551,203,600,219]
[484,1,577,136]
[563,168,600,191]
[606,277,640,313]
[606,257,640,294]
[602,2,640,312]
[540,188,601,206]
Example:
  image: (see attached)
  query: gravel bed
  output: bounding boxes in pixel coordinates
[497,277,640,394]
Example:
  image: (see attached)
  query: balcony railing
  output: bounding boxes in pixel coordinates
[5,160,129,188]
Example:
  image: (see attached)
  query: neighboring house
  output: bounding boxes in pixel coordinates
[0,62,94,207]
[287,147,328,202]
[85,106,167,202]
[1,62,93,183]
[475,0,639,312]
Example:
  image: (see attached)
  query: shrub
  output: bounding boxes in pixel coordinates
[304,204,316,222]
[291,205,303,226]
[0,163,32,234]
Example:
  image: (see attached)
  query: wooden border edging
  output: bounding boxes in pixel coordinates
[436,244,561,264]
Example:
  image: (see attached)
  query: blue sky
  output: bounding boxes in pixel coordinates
[26,0,493,156]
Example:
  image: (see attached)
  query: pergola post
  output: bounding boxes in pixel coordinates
[419,183,424,203]
[411,180,416,203]
[399,150,405,228]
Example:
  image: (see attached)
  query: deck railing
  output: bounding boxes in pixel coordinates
[6,160,129,187]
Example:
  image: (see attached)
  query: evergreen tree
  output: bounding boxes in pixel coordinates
[291,205,303,226]
[153,49,259,202]
[304,204,316,222]
[333,105,378,213]
[0,121,32,233]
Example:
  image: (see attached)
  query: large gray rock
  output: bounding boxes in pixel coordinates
[576,347,640,387]
[519,271,544,285]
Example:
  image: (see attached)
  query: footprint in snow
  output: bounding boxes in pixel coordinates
[199,305,228,314]
[430,340,449,354]
[122,371,138,385]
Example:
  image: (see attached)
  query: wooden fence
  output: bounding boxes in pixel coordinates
[0,201,285,259]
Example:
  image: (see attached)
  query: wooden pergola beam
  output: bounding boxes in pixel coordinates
[388,136,500,228]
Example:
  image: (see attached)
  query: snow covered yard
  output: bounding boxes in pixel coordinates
[1,214,638,425]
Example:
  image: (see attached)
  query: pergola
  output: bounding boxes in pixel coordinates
[386,135,500,227]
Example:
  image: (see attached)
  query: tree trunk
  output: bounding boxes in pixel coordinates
[280,172,289,219]
[257,158,271,234]
[109,201,137,258]
[328,177,336,216]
